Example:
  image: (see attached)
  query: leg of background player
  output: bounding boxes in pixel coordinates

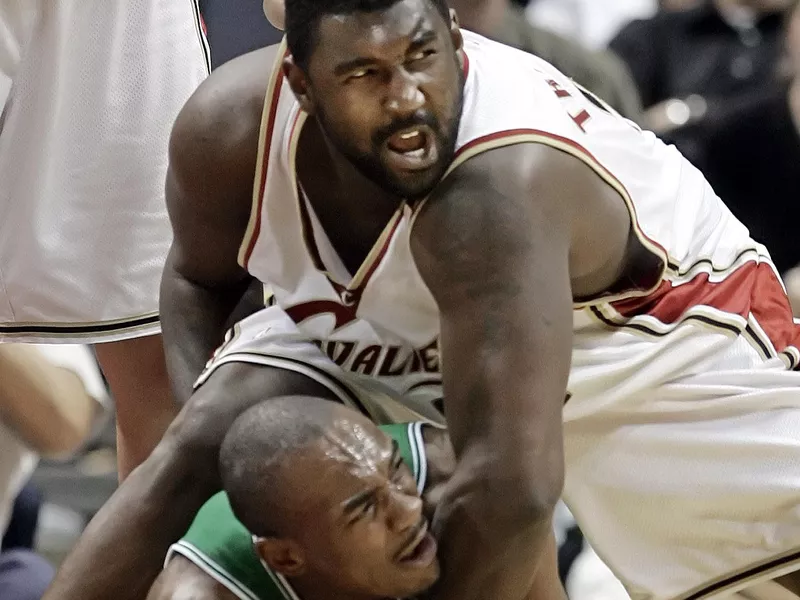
[95,335,178,480]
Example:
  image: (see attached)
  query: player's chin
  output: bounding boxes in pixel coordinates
[393,558,441,597]
[385,170,442,202]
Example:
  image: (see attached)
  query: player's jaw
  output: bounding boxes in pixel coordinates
[314,103,459,202]
[380,518,440,597]
[373,110,460,200]
[393,516,439,570]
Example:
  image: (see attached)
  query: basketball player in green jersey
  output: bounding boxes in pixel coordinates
[147,398,564,600]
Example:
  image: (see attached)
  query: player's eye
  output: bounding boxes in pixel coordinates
[360,498,377,518]
[407,49,435,64]
[347,67,376,81]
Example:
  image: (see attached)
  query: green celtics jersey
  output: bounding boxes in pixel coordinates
[166,422,428,600]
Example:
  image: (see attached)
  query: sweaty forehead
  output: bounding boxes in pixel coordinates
[284,421,393,512]
[314,0,443,60]
[317,418,392,468]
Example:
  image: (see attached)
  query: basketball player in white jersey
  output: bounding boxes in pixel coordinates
[0,1,209,477]
[42,0,800,599]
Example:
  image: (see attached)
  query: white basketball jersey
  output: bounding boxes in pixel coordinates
[238,31,800,412]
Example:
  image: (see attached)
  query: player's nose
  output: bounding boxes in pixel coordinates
[386,488,423,532]
[383,67,425,117]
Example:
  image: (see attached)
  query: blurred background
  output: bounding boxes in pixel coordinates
[4,1,800,599]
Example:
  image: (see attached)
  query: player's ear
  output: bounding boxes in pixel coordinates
[254,536,307,578]
[283,56,316,116]
[448,9,463,53]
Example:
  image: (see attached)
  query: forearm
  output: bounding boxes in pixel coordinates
[429,445,558,600]
[525,532,568,600]
[44,363,340,600]
[0,345,96,455]
[43,429,215,600]
[435,509,564,600]
[159,263,250,403]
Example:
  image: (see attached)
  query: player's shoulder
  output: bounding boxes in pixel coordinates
[175,44,281,131]
[149,555,240,600]
[169,44,282,179]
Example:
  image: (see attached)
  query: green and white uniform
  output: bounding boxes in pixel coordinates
[166,422,429,600]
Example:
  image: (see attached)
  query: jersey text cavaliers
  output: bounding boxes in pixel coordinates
[312,338,440,377]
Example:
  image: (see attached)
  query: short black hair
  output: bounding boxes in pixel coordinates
[286,0,451,70]
[219,396,340,537]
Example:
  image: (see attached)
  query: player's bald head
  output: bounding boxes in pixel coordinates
[219,396,382,538]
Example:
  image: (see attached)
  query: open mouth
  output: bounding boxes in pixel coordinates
[397,520,438,567]
[385,127,438,171]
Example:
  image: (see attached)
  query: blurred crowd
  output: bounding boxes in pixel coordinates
[3,1,800,599]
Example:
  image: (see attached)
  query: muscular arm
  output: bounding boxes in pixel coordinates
[421,428,567,600]
[160,47,277,402]
[412,143,629,600]
[43,362,339,600]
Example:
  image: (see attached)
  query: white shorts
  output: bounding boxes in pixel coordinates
[198,306,800,600]
[0,0,209,343]
[194,306,447,427]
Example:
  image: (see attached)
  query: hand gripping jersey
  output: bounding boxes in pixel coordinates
[166,423,428,600]
[222,31,800,600]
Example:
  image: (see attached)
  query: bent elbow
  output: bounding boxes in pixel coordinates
[159,400,226,492]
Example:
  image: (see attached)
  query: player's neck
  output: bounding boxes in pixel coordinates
[296,119,406,273]
[300,117,401,214]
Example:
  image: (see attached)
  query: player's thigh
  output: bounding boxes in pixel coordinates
[94,335,172,408]
[563,382,800,600]
[147,556,239,600]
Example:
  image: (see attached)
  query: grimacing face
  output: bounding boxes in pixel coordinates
[285,0,465,201]
[257,418,440,598]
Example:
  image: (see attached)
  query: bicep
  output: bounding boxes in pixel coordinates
[163,166,249,287]
[411,143,573,479]
[164,87,258,288]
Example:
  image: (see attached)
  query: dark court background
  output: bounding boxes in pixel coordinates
[199,0,284,69]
